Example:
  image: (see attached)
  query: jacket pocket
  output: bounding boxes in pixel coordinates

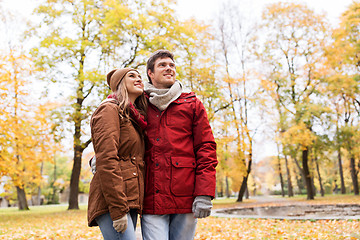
[121,167,139,201]
[170,157,196,197]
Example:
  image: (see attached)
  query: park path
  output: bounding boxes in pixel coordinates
[135,195,360,239]
[212,195,360,220]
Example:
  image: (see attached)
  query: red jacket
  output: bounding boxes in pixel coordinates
[143,92,217,214]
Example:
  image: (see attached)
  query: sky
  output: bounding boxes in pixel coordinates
[0,0,354,52]
[0,0,355,49]
[176,0,354,24]
[0,0,356,161]
[0,0,355,24]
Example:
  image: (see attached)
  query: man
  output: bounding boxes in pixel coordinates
[141,50,218,240]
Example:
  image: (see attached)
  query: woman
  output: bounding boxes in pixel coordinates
[87,67,147,240]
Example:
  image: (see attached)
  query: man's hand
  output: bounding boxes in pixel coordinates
[192,196,212,218]
[113,214,128,233]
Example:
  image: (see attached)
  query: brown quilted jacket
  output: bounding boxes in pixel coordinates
[87,100,145,227]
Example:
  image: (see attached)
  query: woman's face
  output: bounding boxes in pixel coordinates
[124,70,144,102]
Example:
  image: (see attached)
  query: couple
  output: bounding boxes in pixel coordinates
[87,50,218,240]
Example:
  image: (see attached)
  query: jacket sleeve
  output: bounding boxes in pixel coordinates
[192,98,218,198]
[91,103,129,220]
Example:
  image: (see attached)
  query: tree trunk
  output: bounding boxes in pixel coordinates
[225,176,230,198]
[237,152,252,202]
[350,155,359,195]
[293,154,305,194]
[237,176,248,202]
[315,157,324,197]
[37,186,42,205]
[37,161,44,205]
[337,149,346,194]
[277,155,285,197]
[302,148,314,200]
[252,182,257,196]
[245,184,249,199]
[51,156,57,203]
[311,177,317,197]
[68,144,83,210]
[295,174,303,194]
[16,186,29,210]
[215,180,223,198]
[336,122,346,194]
[219,178,223,197]
[310,157,316,197]
[285,155,294,197]
[68,52,87,210]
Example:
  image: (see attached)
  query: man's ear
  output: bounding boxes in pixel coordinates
[147,69,152,76]
[147,69,154,79]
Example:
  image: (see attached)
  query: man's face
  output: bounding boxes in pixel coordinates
[148,57,176,89]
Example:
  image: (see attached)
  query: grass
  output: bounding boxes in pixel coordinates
[0,204,75,215]
[212,197,255,209]
[0,204,101,240]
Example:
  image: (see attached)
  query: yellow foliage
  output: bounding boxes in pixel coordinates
[0,50,60,195]
[331,1,360,68]
[282,122,316,150]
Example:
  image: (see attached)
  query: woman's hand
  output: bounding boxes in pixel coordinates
[113,214,128,233]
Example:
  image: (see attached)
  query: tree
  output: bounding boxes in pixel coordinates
[0,51,34,210]
[276,143,285,197]
[0,48,59,209]
[325,1,360,195]
[284,154,294,197]
[258,2,330,200]
[30,0,213,209]
[214,1,259,202]
[42,155,72,204]
[311,134,331,197]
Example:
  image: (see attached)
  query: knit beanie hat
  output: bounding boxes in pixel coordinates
[106,67,138,92]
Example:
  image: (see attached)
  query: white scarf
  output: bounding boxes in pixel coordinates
[144,81,184,111]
